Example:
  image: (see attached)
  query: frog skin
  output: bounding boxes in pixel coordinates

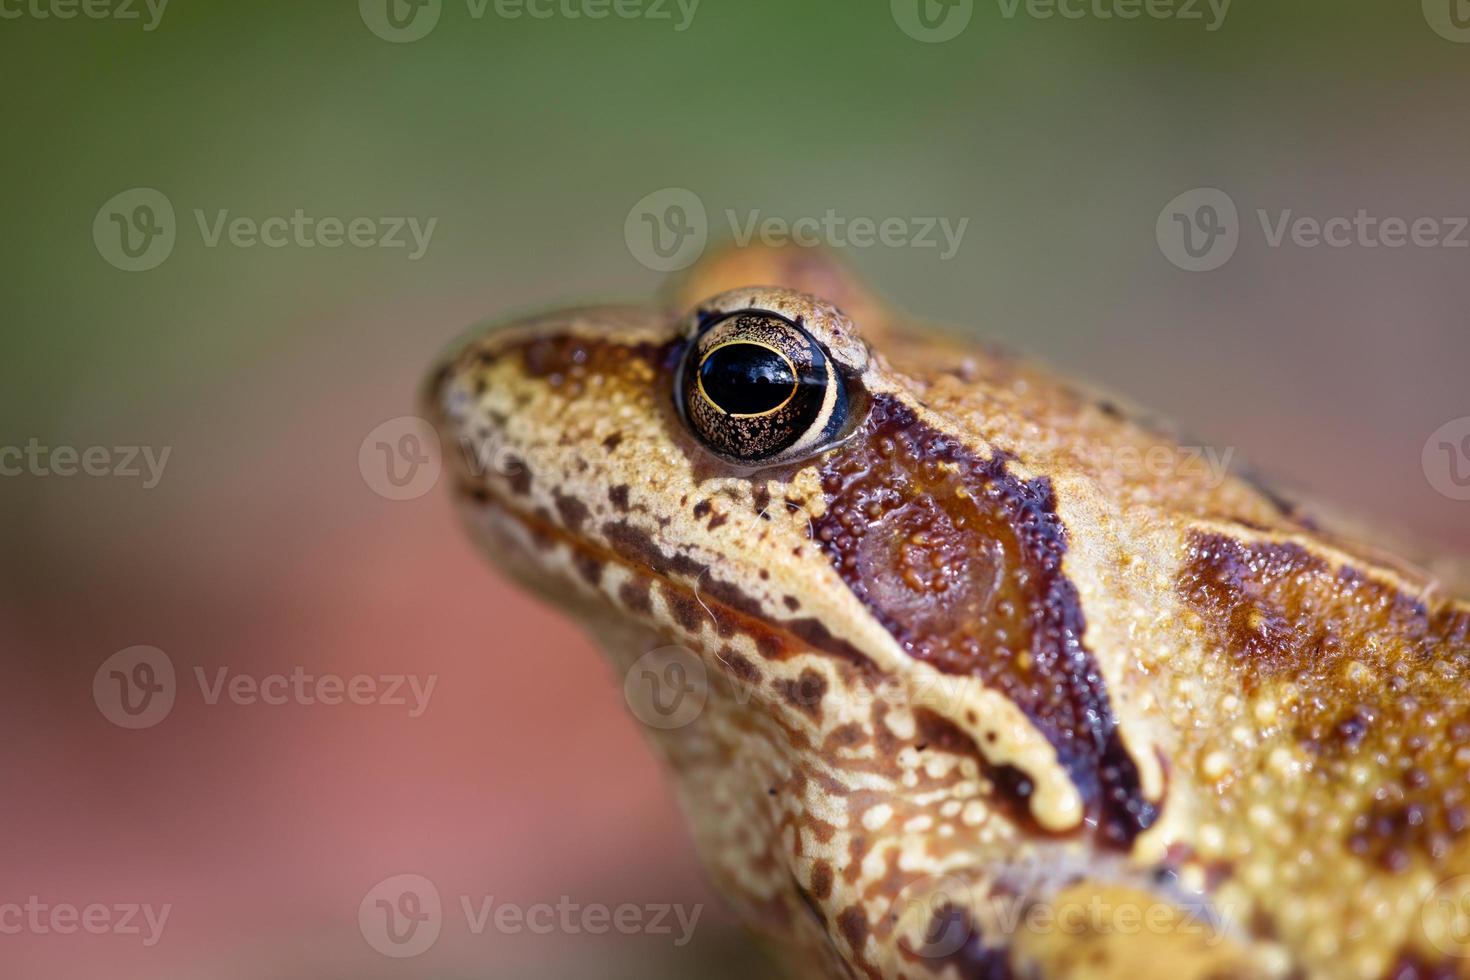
[424,245,1470,980]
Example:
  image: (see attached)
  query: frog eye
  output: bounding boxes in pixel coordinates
[675,310,852,466]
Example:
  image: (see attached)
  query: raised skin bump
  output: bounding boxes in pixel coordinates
[426,244,1470,980]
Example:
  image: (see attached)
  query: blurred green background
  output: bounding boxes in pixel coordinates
[3,0,1467,977]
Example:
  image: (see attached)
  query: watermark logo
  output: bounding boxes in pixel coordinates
[94,188,437,271]
[361,0,697,41]
[195,667,437,717]
[625,187,708,273]
[892,0,973,42]
[360,416,442,501]
[93,646,176,730]
[93,651,437,727]
[1159,188,1469,271]
[1422,875,1470,957]
[884,874,977,958]
[880,874,1234,955]
[623,645,707,730]
[360,0,442,41]
[0,0,168,30]
[1156,187,1239,272]
[360,875,443,958]
[359,878,701,955]
[460,895,701,943]
[0,898,171,946]
[995,0,1230,30]
[0,440,171,487]
[625,189,970,271]
[1424,417,1470,502]
[1424,0,1470,43]
[728,209,968,260]
[94,188,176,272]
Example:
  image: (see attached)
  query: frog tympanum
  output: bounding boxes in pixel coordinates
[425,245,1470,980]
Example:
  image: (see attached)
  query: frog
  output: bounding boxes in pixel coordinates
[423,244,1470,980]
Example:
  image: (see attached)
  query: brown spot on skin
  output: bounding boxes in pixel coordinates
[553,492,589,533]
[823,723,867,751]
[903,904,1012,979]
[719,648,760,685]
[458,482,491,505]
[836,905,869,956]
[692,499,713,520]
[519,334,667,389]
[1385,954,1462,980]
[784,596,800,611]
[660,583,707,633]
[608,484,631,512]
[776,669,828,720]
[810,860,834,900]
[753,485,772,514]
[602,432,623,451]
[1181,531,1470,870]
[708,512,729,531]
[815,395,1156,847]
[781,617,875,671]
[617,577,652,615]
[914,709,1039,832]
[503,455,532,496]
[1179,534,1467,682]
[570,551,602,587]
[602,521,706,580]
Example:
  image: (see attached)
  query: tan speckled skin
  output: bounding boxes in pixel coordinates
[426,246,1470,980]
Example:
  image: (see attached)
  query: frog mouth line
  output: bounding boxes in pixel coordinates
[450,476,880,676]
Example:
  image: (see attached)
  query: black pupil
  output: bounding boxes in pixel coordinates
[700,343,796,415]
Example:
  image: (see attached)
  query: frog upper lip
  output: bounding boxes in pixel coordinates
[453,473,885,679]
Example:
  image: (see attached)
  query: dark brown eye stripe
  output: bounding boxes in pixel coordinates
[812,394,1158,849]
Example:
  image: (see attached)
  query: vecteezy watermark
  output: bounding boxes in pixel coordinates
[93,646,177,730]
[0,897,171,946]
[358,0,698,42]
[893,0,1229,41]
[1422,875,1470,958]
[360,416,442,501]
[0,0,167,30]
[92,647,438,729]
[891,0,974,42]
[0,439,170,488]
[93,188,437,272]
[1155,188,1240,272]
[1157,188,1470,272]
[624,188,707,273]
[994,0,1231,30]
[1424,417,1470,502]
[358,875,702,958]
[884,874,1235,959]
[1073,439,1235,489]
[194,667,437,717]
[360,875,442,958]
[624,645,709,729]
[1424,0,1470,43]
[624,188,969,272]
